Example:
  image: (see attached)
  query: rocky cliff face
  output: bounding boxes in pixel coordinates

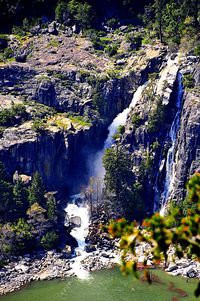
[171,61,200,202]
[0,30,166,196]
[113,55,200,214]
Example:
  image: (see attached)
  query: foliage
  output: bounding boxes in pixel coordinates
[108,173,200,297]
[13,179,29,219]
[105,44,118,57]
[67,114,92,127]
[125,32,142,50]
[103,146,145,220]
[0,162,13,222]
[194,45,200,57]
[55,1,68,23]
[31,118,47,132]
[40,231,59,250]
[0,161,61,259]
[92,81,105,114]
[0,218,33,256]
[0,104,27,126]
[28,172,46,207]
[67,0,94,29]
[151,140,160,151]
[131,113,142,128]
[46,194,57,221]
[147,99,165,133]
[183,74,195,89]
[47,38,59,48]
[106,18,119,30]
[0,47,14,63]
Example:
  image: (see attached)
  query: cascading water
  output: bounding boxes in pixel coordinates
[65,194,90,279]
[93,83,147,180]
[64,83,147,279]
[160,72,184,215]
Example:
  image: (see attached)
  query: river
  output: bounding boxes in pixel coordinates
[0,268,198,301]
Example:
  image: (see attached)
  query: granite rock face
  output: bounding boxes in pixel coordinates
[171,63,200,201]
[0,40,165,196]
[0,122,106,195]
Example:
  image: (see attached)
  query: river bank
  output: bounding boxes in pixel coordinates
[0,248,119,295]
[0,242,199,296]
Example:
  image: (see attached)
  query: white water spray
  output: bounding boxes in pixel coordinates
[65,194,90,279]
[93,83,147,179]
[160,72,183,215]
[64,83,146,279]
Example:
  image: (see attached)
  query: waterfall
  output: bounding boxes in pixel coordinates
[160,72,184,215]
[92,83,147,180]
[64,83,146,278]
[65,194,90,279]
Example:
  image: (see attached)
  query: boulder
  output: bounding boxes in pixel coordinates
[69,216,81,227]
[165,263,178,272]
[30,25,41,35]
[48,22,58,35]
[85,244,96,253]
[15,264,29,273]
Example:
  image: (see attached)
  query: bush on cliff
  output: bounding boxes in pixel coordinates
[40,231,59,250]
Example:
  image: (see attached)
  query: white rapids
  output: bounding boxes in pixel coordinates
[65,195,90,280]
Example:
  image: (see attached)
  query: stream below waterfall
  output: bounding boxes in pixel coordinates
[0,269,198,301]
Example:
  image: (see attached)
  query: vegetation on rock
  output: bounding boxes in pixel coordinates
[108,173,200,297]
[0,162,60,264]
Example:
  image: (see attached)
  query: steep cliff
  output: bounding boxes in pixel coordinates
[171,61,200,202]
[105,55,200,216]
[0,30,166,196]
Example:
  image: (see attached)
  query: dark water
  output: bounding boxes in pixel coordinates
[0,269,198,301]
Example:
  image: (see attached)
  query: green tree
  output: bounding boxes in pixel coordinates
[153,0,165,43]
[55,1,68,23]
[162,2,182,44]
[0,162,13,222]
[11,218,33,254]
[68,0,94,29]
[103,146,143,220]
[46,194,57,221]
[13,179,29,219]
[41,231,59,250]
[28,172,45,207]
[108,173,200,297]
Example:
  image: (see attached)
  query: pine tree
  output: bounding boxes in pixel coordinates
[28,172,45,207]
[0,162,13,222]
[13,180,29,219]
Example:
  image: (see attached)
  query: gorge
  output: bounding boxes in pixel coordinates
[0,4,199,298]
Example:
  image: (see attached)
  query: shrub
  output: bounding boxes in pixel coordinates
[125,33,142,49]
[183,74,195,89]
[106,18,119,29]
[31,118,47,132]
[105,44,118,56]
[151,140,160,151]
[194,45,200,56]
[118,125,125,134]
[41,231,59,250]
[147,100,165,133]
[131,113,141,128]
[0,104,27,126]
